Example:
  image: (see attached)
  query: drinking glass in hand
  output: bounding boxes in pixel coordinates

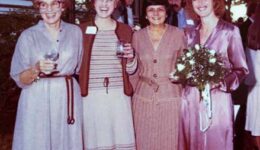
[116,41,125,58]
[44,51,59,61]
[43,51,59,75]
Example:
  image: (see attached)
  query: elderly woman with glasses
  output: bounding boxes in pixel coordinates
[10,0,83,150]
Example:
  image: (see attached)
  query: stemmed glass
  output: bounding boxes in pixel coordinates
[42,49,59,75]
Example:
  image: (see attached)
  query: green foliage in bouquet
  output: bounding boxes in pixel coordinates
[169,44,230,91]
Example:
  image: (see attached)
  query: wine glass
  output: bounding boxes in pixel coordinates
[44,51,59,61]
[116,41,125,58]
[43,50,59,75]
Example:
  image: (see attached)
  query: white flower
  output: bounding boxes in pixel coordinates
[208,71,215,76]
[169,71,179,81]
[169,71,175,78]
[186,52,192,57]
[194,44,200,50]
[189,59,195,65]
[177,64,185,71]
[171,75,179,81]
[186,73,192,78]
[209,57,217,63]
[209,49,216,56]
[218,62,224,66]
[182,56,186,61]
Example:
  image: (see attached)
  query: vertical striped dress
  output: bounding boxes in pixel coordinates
[82,30,136,150]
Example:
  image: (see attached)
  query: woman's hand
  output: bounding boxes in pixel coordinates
[19,67,39,85]
[36,60,56,75]
[122,43,135,60]
[210,81,224,90]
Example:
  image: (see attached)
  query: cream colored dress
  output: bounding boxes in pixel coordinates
[245,48,260,136]
[82,30,135,150]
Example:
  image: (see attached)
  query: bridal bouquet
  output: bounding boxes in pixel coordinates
[169,44,229,132]
[169,44,228,91]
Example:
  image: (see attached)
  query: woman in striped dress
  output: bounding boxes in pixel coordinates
[78,0,136,149]
[130,0,186,149]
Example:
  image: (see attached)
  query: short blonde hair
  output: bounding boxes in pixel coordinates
[32,0,71,9]
[186,0,225,19]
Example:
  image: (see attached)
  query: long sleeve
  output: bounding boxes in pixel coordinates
[221,26,249,92]
[126,56,138,75]
[126,32,138,75]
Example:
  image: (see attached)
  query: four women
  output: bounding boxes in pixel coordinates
[10,0,252,149]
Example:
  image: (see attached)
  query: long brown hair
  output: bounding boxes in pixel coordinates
[247,3,260,50]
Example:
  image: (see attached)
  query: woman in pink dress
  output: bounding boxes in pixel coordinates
[131,0,186,149]
[179,0,248,150]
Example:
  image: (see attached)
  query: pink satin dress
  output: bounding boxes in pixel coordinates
[179,19,249,150]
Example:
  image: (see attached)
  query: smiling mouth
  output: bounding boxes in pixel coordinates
[46,14,56,18]
[198,6,207,11]
[100,7,109,12]
[152,17,161,20]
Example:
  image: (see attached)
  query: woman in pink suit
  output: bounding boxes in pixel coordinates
[179,0,249,150]
[131,0,186,149]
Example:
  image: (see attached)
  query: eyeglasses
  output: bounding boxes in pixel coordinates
[95,0,114,3]
[37,0,63,10]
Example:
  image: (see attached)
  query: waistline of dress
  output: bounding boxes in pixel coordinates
[133,94,181,104]
[139,76,170,92]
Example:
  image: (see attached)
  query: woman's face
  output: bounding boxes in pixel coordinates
[146,5,167,26]
[38,0,63,26]
[94,0,117,19]
[192,0,215,18]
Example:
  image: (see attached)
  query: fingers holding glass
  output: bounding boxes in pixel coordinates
[38,51,59,75]
[39,60,57,75]
[116,41,134,59]
[123,43,135,59]
[116,41,125,58]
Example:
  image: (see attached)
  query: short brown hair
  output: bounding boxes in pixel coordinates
[186,0,225,19]
[32,0,71,9]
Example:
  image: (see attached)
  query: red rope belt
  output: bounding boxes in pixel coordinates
[39,74,75,125]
